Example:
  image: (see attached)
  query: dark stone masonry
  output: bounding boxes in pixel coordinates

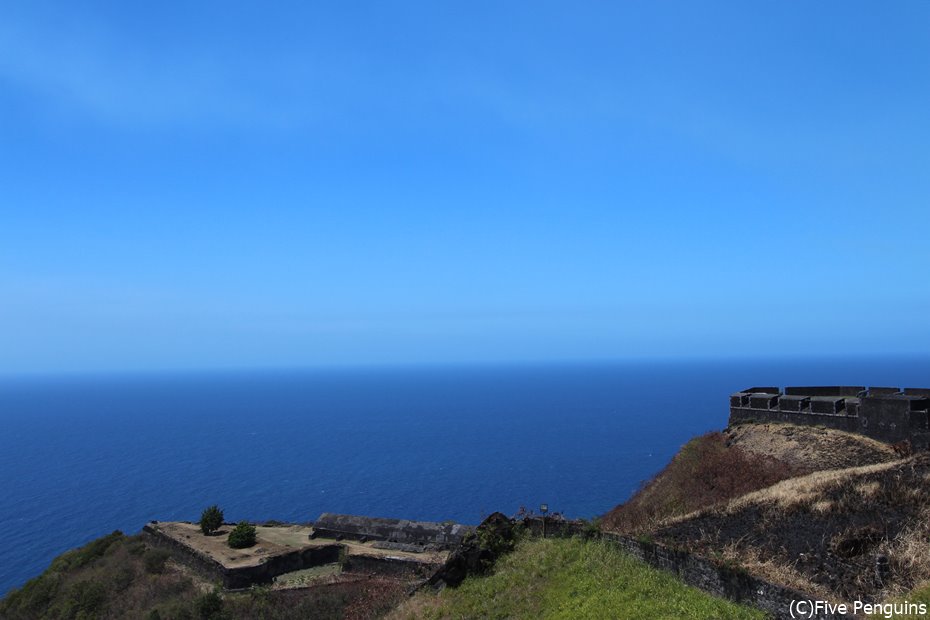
[311,513,474,550]
[729,386,930,449]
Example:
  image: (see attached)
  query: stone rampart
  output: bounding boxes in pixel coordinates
[729,386,930,449]
[312,513,473,550]
[344,553,440,578]
[142,523,342,589]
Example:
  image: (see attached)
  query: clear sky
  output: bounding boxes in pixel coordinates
[2,1,929,374]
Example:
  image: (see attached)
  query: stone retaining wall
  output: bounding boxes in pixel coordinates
[312,513,473,549]
[142,524,342,589]
[730,386,930,449]
[345,553,440,579]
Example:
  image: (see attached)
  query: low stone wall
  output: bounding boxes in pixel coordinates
[521,516,587,539]
[518,518,853,620]
[142,524,227,585]
[345,553,440,579]
[142,524,342,589]
[312,513,473,550]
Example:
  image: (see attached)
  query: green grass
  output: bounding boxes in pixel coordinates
[396,537,765,620]
[871,583,930,618]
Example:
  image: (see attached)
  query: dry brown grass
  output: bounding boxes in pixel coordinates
[604,424,901,537]
[602,432,806,534]
[727,423,898,471]
[652,454,930,602]
[722,459,904,514]
[880,506,930,598]
[717,542,833,600]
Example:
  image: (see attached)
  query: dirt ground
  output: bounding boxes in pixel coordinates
[726,423,899,471]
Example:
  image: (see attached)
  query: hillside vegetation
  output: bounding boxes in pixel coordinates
[390,537,764,620]
[0,532,404,620]
[603,424,899,535]
[3,529,766,620]
[654,454,930,602]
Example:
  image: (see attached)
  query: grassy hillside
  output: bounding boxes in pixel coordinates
[4,530,764,619]
[0,531,404,620]
[390,537,764,620]
[654,454,929,603]
[603,425,899,535]
[602,431,804,534]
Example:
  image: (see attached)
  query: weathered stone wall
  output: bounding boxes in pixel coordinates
[142,524,227,585]
[729,386,930,449]
[312,513,473,549]
[142,524,342,589]
[521,516,587,538]
[344,553,440,579]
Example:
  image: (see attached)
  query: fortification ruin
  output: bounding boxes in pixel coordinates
[311,513,474,551]
[142,513,471,589]
[729,386,930,449]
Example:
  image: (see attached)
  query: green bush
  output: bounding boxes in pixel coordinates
[195,590,224,619]
[227,521,257,549]
[50,531,124,572]
[60,579,107,618]
[578,517,602,540]
[199,505,224,536]
[144,549,171,574]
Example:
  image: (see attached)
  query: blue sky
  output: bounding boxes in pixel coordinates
[1,1,929,374]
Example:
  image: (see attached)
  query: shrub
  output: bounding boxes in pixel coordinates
[144,549,171,574]
[200,505,224,536]
[113,565,136,591]
[579,517,602,540]
[195,590,224,619]
[61,579,107,618]
[227,522,257,549]
[50,531,124,571]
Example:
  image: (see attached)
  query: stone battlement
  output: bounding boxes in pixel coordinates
[729,386,930,449]
[311,513,474,551]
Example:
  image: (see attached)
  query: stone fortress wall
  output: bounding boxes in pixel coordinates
[729,386,930,449]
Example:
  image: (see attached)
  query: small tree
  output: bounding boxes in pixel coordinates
[227,521,257,549]
[199,505,224,536]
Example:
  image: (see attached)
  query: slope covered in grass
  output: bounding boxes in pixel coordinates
[602,431,804,534]
[0,531,405,620]
[391,537,764,620]
[603,425,899,535]
[654,454,929,603]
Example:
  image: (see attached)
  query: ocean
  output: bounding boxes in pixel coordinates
[2,357,929,595]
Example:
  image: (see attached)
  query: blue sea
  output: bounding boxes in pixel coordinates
[2,357,930,595]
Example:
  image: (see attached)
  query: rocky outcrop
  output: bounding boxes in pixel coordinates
[427,512,519,588]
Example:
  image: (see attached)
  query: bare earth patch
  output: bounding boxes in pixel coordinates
[726,423,899,471]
